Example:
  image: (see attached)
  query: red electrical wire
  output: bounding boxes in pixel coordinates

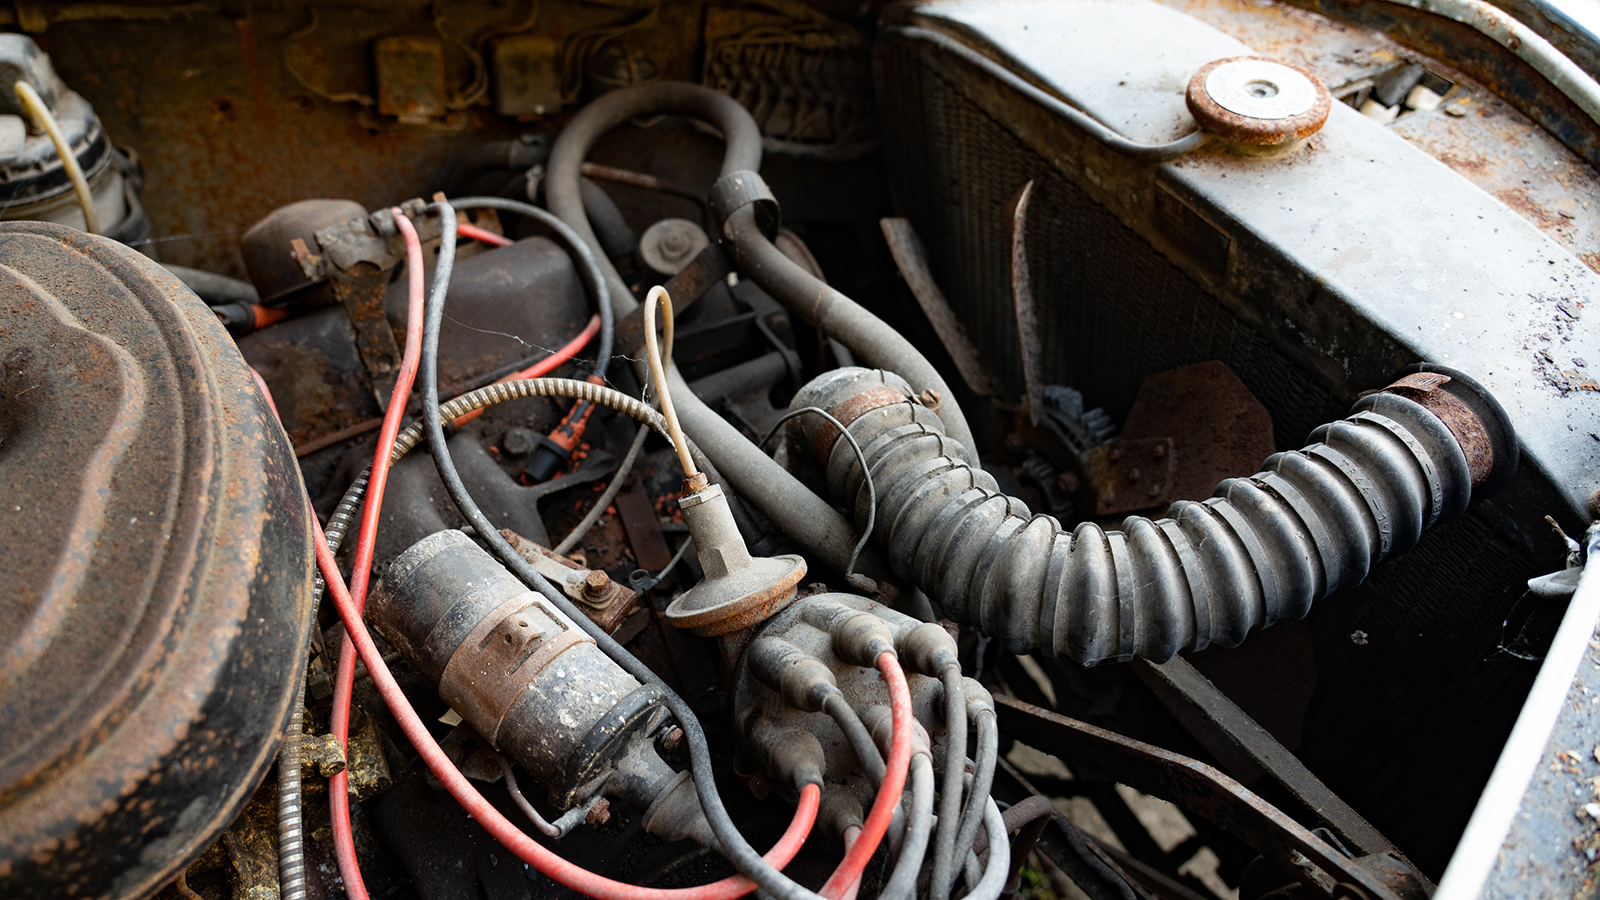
[452,313,601,426]
[310,517,821,900]
[459,221,514,247]
[296,209,823,900]
[819,653,913,900]
[328,209,429,900]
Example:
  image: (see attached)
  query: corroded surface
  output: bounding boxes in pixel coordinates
[0,222,313,898]
[1160,0,1600,273]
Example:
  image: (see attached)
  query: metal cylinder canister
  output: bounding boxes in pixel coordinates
[369,529,673,810]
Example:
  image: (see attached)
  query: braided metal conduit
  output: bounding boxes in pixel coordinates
[788,367,1515,666]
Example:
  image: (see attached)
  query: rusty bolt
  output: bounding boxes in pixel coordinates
[918,388,941,411]
[586,798,611,827]
[582,570,611,601]
[660,726,685,753]
[1128,467,1141,482]
[683,472,710,494]
[1154,443,1166,458]
[1148,483,1161,498]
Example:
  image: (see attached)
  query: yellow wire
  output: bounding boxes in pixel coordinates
[643,285,698,479]
[14,80,98,235]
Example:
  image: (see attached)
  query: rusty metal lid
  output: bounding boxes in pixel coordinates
[665,554,809,637]
[0,222,314,898]
[241,198,367,303]
[1186,57,1331,149]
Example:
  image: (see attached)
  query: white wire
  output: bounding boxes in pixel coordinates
[643,285,698,479]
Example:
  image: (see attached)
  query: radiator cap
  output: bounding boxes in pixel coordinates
[1187,57,1331,153]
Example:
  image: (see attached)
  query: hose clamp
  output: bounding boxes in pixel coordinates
[708,170,781,241]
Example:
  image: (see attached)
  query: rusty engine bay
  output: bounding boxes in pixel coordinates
[2,0,1600,898]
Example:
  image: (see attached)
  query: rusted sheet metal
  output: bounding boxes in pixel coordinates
[1118,360,1275,502]
[0,222,313,898]
[1081,436,1179,516]
[613,243,732,355]
[993,695,1407,900]
[1163,0,1600,275]
[881,216,1002,399]
[1289,0,1600,167]
[614,477,675,573]
[1009,179,1047,425]
[374,35,446,123]
[334,264,403,405]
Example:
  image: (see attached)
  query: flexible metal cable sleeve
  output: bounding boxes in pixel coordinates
[881,26,1211,162]
[418,205,833,900]
[276,680,308,900]
[540,81,883,585]
[723,204,980,464]
[792,368,1494,665]
[930,666,969,900]
[879,754,937,900]
[285,464,368,900]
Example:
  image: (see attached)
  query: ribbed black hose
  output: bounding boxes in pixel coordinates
[789,367,1511,665]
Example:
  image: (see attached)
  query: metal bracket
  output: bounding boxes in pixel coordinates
[993,694,1405,900]
[330,265,403,407]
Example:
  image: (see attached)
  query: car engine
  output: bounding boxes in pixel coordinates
[1,2,1597,899]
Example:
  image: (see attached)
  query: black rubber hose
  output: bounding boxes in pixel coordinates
[579,177,638,262]
[547,82,761,308]
[723,204,980,465]
[162,263,260,305]
[417,203,830,900]
[542,81,897,588]
[787,366,1515,665]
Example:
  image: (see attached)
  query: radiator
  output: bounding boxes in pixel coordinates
[875,0,1599,873]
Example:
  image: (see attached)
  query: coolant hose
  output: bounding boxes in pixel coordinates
[722,205,979,464]
[546,80,761,315]
[544,81,897,587]
[787,366,1517,665]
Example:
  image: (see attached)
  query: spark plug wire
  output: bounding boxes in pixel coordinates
[819,652,913,900]
[326,209,429,900]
